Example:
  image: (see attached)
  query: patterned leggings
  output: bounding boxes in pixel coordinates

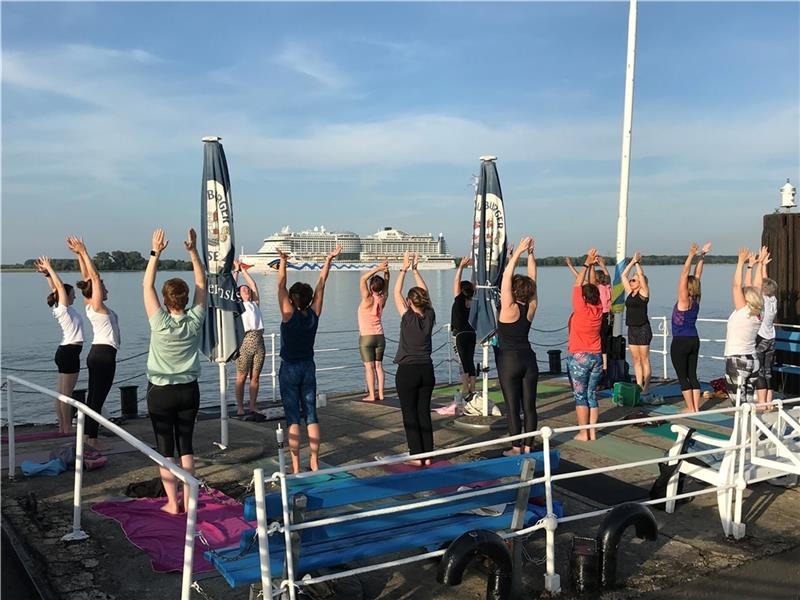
[568,352,603,408]
[236,330,266,375]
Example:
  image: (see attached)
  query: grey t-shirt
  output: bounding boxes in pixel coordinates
[394,309,435,365]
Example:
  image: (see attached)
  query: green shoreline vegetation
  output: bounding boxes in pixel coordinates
[1,253,740,272]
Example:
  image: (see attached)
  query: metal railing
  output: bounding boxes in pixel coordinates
[3,375,200,600]
[247,383,800,599]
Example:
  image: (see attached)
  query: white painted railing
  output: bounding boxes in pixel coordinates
[249,387,800,599]
[3,375,200,600]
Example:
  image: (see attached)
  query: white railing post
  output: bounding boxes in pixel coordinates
[254,468,273,595]
[181,480,199,600]
[275,424,297,599]
[482,342,490,417]
[218,362,229,449]
[6,378,15,481]
[62,410,89,541]
[446,325,453,385]
[541,426,561,593]
[271,333,277,402]
[732,375,749,539]
[660,316,668,380]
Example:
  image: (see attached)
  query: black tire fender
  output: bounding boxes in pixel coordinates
[596,502,658,589]
[437,529,513,600]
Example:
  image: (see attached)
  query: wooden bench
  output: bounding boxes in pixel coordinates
[774,326,800,396]
[206,452,562,590]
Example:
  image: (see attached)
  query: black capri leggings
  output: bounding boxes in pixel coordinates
[147,381,200,457]
[670,336,701,391]
[395,363,435,456]
[86,344,117,439]
[496,349,539,447]
[454,331,477,377]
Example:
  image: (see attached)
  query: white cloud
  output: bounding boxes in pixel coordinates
[274,41,350,92]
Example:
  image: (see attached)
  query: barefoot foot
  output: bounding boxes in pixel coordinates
[160,502,183,515]
[573,432,590,442]
[502,447,522,457]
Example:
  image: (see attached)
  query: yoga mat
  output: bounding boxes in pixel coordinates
[598,382,714,400]
[554,431,663,476]
[648,404,736,429]
[6,437,150,469]
[638,423,730,442]
[92,489,252,574]
[2,430,72,444]
[381,459,453,474]
[556,459,649,505]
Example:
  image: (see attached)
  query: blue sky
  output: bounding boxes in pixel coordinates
[2,1,798,263]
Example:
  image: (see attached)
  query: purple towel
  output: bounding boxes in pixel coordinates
[92,489,252,573]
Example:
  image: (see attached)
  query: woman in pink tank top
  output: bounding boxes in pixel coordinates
[357,260,389,401]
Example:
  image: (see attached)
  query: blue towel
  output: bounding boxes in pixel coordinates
[21,457,66,477]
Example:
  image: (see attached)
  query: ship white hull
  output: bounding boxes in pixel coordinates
[239,254,455,273]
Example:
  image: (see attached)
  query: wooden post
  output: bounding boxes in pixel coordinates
[762,213,800,395]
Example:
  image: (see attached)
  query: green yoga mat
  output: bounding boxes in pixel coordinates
[436,382,565,404]
[638,423,730,442]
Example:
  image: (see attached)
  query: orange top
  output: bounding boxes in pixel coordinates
[358,294,385,335]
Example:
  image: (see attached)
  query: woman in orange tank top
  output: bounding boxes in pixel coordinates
[357,260,389,401]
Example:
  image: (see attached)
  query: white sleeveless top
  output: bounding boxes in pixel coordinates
[52,304,84,345]
[241,301,264,332]
[86,305,121,349]
[758,296,777,340]
[724,306,760,356]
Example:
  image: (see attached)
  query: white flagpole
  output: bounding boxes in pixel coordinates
[218,311,229,449]
[613,0,638,337]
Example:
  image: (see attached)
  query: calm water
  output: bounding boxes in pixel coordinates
[1,265,738,424]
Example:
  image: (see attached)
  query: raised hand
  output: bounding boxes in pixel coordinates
[402,250,412,272]
[34,256,51,272]
[596,254,606,267]
[184,228,197,252]
[277,249,290,262]
[152,229,169,253]
[412,252,420,270]
[233,258,241,271]
[701,242,711,254]
[632,251,642,264]
[737,247,750,262]
[527,237,535,255]
[747,252,758,267]
[327,244,342,261]
[515,237,532,256]
[565,256,573,267]
[377,259,389,272]
[459,256,473,269]
[586,248,598,265]
[66,236,86,254]
[689,242,699,256]
[762,250,772,266]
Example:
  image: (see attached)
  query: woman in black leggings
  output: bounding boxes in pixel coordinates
[497,236,539,456]
[143,228,206,515]
[451,256,476,400]
[68,237,120,450]
[393,252,436,468]
[670,243,709,413]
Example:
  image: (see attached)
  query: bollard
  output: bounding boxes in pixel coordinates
[71,389,86,420]
[119,385,139,419]
[569,536,599,594]
[547,350,562,374]
[317,392,327,408]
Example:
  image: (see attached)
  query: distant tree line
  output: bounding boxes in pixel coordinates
[453,254,739,267]
[2,251,192,271]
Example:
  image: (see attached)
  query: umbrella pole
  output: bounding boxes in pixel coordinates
[482,342,490,417]
[218,361,229,449]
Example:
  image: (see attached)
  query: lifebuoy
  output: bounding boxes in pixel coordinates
[436,529,513,600]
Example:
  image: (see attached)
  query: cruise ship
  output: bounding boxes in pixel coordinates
[239,226,456,272]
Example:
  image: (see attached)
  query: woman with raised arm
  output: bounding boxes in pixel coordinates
[143,228,206,515]
[751,247,777,407]
[621,251,652,396]
[567,248,604,441]
[670,242,710,413]
[67,237,120,450]
[393,252,436,467]
[35,257,84,434]
[451,256,476,401]
[496,237,538,455]
[594,256,613,376]
[357,260,389,402]
[278,244,341,474]
[232,259,266,417]
[723,248,764,403]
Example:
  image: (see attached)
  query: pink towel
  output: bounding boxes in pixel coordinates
[92,489,252,573]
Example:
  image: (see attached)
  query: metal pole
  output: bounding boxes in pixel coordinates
[661,316,668,379]
[541,427,560,593]
[482,342,490,417]
[254,468,273,595]
[63,411,89,541]
[6,379,15,481]
[181,481,199,600]
[276,426,297,600]
[219,361,229,449]
[446,325,453,385]
[271,332,277,402]
[612,0,638,337]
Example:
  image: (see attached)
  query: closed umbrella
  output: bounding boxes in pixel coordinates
[468,156,508,416]
[200,136,244,448]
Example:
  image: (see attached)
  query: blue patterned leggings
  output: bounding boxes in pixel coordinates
[568,352,603,408]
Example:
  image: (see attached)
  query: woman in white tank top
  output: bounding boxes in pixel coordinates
[35,257,84,434]
[68,237,121,450]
